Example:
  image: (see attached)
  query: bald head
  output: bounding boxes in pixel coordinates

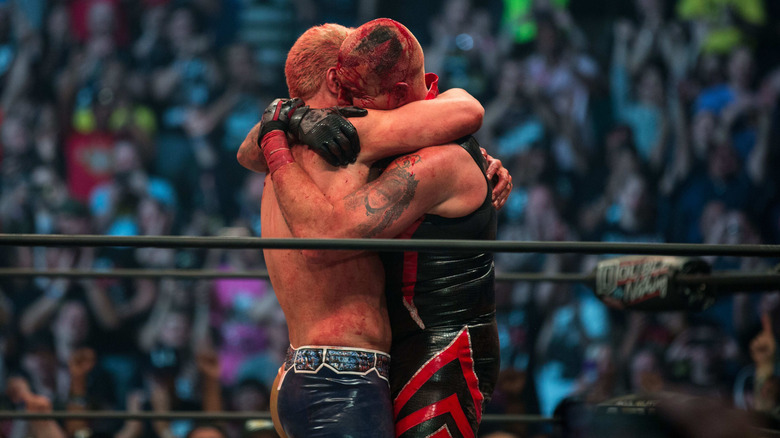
[285,23,352,100]
[336,18,426,109]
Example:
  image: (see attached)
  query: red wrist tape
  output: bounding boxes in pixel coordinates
[261,130,294,174]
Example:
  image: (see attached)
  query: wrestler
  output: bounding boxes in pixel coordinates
[240,24,502,438]
[260,19,500,438]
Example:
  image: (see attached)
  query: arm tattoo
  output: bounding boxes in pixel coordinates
[346,154,421,238]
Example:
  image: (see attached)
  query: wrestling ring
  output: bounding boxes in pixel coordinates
[2,233,780,436]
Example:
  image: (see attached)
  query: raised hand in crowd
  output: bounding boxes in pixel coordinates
[196,348,223,412]
[7,376,66,438]
[149,373,175,438]
[19,248,77,336]
[196,348,221,383]
[65,347,97,436]
[752,314,776,368]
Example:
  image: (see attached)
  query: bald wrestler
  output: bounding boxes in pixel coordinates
[260,19,500,438]
[238,23,506,438]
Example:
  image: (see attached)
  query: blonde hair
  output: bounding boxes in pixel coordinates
[285,24,352,100]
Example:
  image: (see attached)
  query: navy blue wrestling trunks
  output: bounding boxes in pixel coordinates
[276,345,395,437]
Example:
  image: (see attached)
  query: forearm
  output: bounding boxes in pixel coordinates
[747,112,770,184]
[139,292,172,351]
[201,377,222,412]
[610,28,631,113]
[20,293,61,336]
[1,50,33,111]
[754,364,777,412]
[627,27,655,75]
[205,91,241,130]
[84,281,121,330]
[237,122,269,173]
[352,89,483,162]
[649,117,669,172]
[122,279,156,319]
[610,64,631,116]
[65,379,89,436]
[150,381,174,438]
[482,94,514,134]
[191,285,211,349]
[70,376,89,400]
[152,67,180,101]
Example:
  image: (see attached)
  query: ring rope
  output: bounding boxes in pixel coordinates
[0,268,273,280]
[0,411,558,424]
[0,268,777,291]
[0,411,271,421]
[2,234,780,257]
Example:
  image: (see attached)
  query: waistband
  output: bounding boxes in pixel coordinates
[284,345,390,380]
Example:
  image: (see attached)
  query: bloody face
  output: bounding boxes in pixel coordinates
[336,19,425,109]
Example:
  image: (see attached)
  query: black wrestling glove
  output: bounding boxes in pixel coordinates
[259,98,306,140]
[289,106,368,167]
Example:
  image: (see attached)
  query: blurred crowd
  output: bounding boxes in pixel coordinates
[0,0,779,437]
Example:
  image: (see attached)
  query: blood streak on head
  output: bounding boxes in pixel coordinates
[336,18,424,101]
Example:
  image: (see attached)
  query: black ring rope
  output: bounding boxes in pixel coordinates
[0,411,558,423]
[0,268,582,282]
[2,234,780,256]
[0,268,273,280]
[0,269,777,292]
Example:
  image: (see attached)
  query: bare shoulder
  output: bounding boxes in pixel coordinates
[382,144,486,217]
[392,143,475,170]
[406,143,483,182]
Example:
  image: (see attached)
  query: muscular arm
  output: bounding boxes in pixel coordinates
[236,89,483,172]
[348,88,484,163]
[237,121,269,173]
[271,144,486,261]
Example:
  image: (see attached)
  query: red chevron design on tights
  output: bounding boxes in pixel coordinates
[393,327,483,438]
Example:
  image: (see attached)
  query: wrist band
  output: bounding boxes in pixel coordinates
[261,131,294,174]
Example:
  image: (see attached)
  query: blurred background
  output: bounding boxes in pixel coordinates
[0,0,779,437]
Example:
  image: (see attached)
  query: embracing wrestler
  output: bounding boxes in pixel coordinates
[237,22,510,438]
[251,19,506,438]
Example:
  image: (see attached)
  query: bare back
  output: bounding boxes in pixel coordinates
[261,146,390,351]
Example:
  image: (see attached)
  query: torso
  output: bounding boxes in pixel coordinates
[381,137,500,434]
[383,136,497,340]
[261,147,391,352]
